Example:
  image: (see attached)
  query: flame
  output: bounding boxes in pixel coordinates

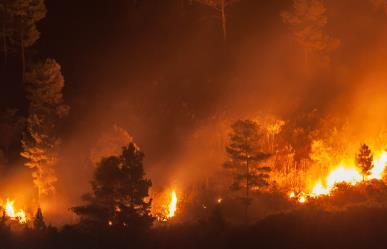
[289,151,387,202]
[5,199,15,218]
[288,151,387,204]
[311,164,363,196]
[298,195,306,203]
[288,192,308,203]
[369,151,387,180]
[311,180,330,196]
[168,190,177,218]
[3,198,28,224]
[16,210,27,224]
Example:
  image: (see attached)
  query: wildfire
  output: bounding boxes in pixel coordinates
[311,165,363,197]
[298,195,306,203]
[168,190,177,218]
[2,199,27,224]
[289,151,387,203]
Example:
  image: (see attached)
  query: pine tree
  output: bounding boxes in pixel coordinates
[21,59,69,199]
[33,207,46,230]
[356,144,374,181]
[6,0,46,80]
[0,109,25,159]
[0,1,12,66]
[281,0,340,64]
[224,120,270,221]
[73,143,154,230]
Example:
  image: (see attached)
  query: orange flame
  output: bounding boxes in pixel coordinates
[3,198,27,224]
[168,190,177,218]
[289,151,387,203]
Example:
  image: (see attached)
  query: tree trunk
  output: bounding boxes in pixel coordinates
[2,24,7,67]
[220,0,227,41]
[245,159,249,223]
[20,31,25,83]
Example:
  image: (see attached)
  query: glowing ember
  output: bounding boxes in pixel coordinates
[217,198,223,204]
[168,190,177,218]
[2,198,28,224]
[298,196,306,203]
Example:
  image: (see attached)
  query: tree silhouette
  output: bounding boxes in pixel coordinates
[0,109,25,160]
[33,207,46,230]
[0,1,12,66]
[21,59,69,199]
[281,0,340,64]
[73,143,154,230]
[7,0,46,80]
[224,120,270,221]
[356,144,374,181]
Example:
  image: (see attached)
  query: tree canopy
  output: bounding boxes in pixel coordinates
[21,58,69,197]
[73,143,154,230]
[281,0,340,63]
[356,144,373,180]
[224,120,271,220]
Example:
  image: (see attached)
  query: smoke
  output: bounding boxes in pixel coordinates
[30,0,387,224]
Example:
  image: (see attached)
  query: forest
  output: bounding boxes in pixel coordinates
[1,0,387,248]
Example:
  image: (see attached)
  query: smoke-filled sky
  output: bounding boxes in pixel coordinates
[4,0,387,223]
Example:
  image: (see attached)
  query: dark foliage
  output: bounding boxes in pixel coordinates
[72,143,154,232]
[356,144,374,179]
[33,207,46,230]
[224,119,271,220]
[2,206,387,249]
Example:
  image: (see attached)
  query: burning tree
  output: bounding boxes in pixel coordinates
[73,143,154,230]
[356,144,374,181]
[21,58,69,199]
[224,120,270,221]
